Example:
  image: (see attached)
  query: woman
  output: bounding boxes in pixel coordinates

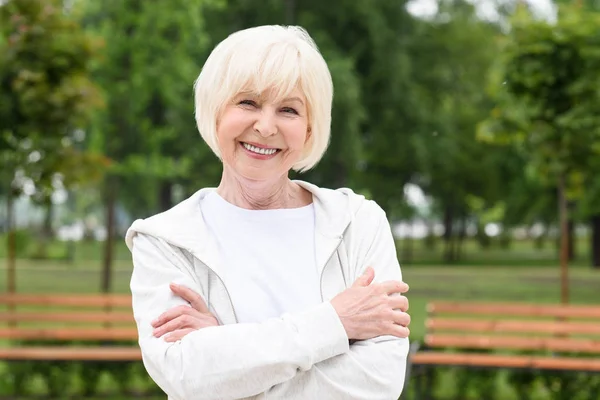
[126,25,411,400]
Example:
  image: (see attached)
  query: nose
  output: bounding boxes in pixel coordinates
[253,109,277,137]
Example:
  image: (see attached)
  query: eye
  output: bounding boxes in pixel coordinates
[238,99,258,107]
[281,107,299,115]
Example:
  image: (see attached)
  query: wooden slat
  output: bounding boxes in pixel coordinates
[0,294,132,308]
[0,346,141,361]
[425,334,600,354]
[427,302,600,319]
[0,311,134,324]
[427,318,600,336]
[0,327,138,341]
[411,352,600,371]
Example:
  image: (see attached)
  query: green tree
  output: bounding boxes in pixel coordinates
[480,5,600,298]
[0,0,102,290]
[83,0,218,292]
[300,0,418,214]
[408,0,501,262]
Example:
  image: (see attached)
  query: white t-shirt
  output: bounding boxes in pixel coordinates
[201,192,321,323]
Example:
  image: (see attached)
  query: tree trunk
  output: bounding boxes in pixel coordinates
[456,217,466,261]
[101,178,117,294]
[6,187,16,325]
[567,219,575,261]
[591,215,600,268]
[159,181,173,212]
[6,188,16,295]
[43,196,54,239]
[567,202,575,261]
[558,174,569,304]
[443,206,454,263]
[34,195,54,259]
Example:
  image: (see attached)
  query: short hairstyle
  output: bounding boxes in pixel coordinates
[193,25,333,172]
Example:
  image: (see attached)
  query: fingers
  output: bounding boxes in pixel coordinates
[388,323,410,339]
[153,311,204,337]
[170,283,210,313]
[392,309,411,328]
[379,280,409,295]
[352,267,375,288]
[164,328,195,342]
[152,304,199,328]
[388,294,409,312]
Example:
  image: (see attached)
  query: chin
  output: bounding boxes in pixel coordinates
[236,166,288,183]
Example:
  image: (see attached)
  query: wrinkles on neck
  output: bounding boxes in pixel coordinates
[216,168,311,210]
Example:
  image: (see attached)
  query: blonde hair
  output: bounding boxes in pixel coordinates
[193,25,333,172]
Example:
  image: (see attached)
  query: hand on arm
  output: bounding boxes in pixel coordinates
[157,266,410,343]
[332,266,410,341]
[151,283,219,342]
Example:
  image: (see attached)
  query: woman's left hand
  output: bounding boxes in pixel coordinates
[151,283,219,342]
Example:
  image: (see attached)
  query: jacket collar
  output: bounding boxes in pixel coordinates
[125,180,365,276]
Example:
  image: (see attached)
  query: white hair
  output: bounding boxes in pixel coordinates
[193,25,333,172]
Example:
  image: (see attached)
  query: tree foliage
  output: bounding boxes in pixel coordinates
[4,0,600,268]
[480,4,600,194]
[0,0,104,196]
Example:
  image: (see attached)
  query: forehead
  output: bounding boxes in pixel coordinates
[237,86,306,102]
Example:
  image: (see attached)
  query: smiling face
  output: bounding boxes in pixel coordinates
[216,88,310,182]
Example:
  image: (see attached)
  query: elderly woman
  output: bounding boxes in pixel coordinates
[126,25,411,400]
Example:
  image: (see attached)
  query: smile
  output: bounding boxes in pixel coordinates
[241,142,281,156]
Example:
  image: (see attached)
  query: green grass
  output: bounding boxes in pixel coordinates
[396,234,594,267]
[1,233,596,267]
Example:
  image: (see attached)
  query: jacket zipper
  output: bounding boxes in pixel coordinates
[319,239,343,301]
[166,242,240,324]
[195,255,240,324]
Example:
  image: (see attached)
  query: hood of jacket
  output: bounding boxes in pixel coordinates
[125,180,367,275]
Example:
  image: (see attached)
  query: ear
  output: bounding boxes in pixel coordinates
[305,127,312,144]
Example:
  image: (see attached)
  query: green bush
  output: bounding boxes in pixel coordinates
[424,234,437,250]
[476,230,492,249]
[1,230,33,258]
[403,364,600,400]
[1,359,161,397]
[1,340,161,397]
[498,233,512,249]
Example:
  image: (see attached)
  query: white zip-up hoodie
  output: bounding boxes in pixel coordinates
[125,180,409,400]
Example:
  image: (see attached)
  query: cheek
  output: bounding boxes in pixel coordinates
[286,123,310,150]
[216,111,246,148]
[217,120,236,142]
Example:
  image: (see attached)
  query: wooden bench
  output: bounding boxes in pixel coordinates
[404,301,600,398]
[409,301,600,372]
[0,293,141,361]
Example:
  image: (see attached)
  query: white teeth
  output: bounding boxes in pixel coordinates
[242,142,278,155]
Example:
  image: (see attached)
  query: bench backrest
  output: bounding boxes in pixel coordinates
[0,293,137,342]
[424,301,600,355]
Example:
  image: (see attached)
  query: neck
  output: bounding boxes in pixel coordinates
[217,168,310,210]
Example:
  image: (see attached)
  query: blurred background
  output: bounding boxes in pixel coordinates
[1,0,599,399]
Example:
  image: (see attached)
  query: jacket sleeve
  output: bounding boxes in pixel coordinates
[129,233,350,400]
[261,202,409,400]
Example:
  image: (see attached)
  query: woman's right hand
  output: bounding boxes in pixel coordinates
[330,267,410,340]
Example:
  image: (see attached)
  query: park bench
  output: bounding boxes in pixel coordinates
[0,293,141,361]
[406,301,600,395]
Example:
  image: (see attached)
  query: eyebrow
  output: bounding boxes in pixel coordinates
[283,97,305,105]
